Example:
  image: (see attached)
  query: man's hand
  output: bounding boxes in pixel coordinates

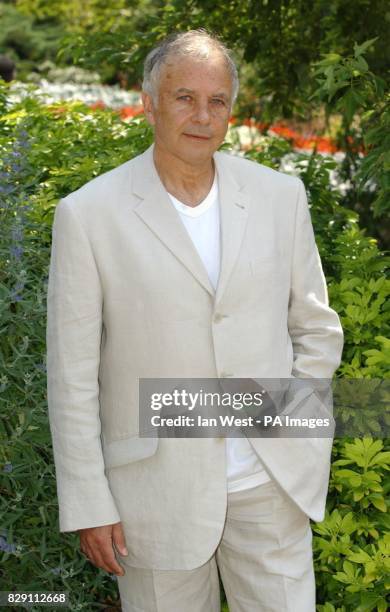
[79,522,128,576]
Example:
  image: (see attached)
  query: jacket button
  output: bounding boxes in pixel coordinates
[214,313,226,323]
[220,371,233,378]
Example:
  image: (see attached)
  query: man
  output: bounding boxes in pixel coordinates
[47,30,344,611]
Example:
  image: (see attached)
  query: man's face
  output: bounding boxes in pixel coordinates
[142,53,233,166]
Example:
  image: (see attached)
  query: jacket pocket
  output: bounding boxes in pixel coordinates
[102,435,158,470]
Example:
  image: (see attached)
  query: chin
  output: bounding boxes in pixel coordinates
[181,148,214,164]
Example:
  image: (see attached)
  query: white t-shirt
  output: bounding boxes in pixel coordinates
[167,172,271,493]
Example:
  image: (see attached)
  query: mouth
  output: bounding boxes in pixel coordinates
[183,133,211,141]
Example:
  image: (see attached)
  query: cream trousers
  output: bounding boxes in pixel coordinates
[117,478,316,611]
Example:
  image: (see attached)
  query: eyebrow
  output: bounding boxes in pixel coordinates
[174,88,230,101]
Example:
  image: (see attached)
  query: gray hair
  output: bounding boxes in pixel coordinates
[142,29,239,108]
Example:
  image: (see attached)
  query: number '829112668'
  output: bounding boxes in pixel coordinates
[0,592,68,607]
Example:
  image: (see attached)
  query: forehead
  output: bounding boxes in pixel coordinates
[158,53,232,93]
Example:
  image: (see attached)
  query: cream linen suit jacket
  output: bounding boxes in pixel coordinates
[46,143,344,570]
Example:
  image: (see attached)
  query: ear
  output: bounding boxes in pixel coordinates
[142,91,156,126]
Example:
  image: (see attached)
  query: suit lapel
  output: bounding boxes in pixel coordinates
[130,145,251,304]
[213,151,250,306]
[131,145,215,297]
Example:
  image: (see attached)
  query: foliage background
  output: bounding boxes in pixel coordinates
[0,1,389,610]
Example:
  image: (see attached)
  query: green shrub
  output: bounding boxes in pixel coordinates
[314,438,390,612]
[312,39,389,248]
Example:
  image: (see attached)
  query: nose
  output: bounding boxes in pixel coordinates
[192,100,211,125]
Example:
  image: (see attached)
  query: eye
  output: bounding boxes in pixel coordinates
[211,98,226,107]
[178,95,192,101]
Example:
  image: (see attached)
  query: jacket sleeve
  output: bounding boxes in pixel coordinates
[46,198,121,532]
[288,179,344,378]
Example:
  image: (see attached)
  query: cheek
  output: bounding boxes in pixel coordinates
[214,118,230,136]
[164,110,190,130]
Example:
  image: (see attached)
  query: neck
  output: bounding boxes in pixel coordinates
[153,143,215,207]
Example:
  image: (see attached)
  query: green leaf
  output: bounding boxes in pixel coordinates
[343,560,356,577]
[348,549,372,564]
[370,452,390,467]
[370,495,387,512]
[317,53,343,66]
[353,38,379,58]
[377,600,388,612]
[354,55,369,73]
